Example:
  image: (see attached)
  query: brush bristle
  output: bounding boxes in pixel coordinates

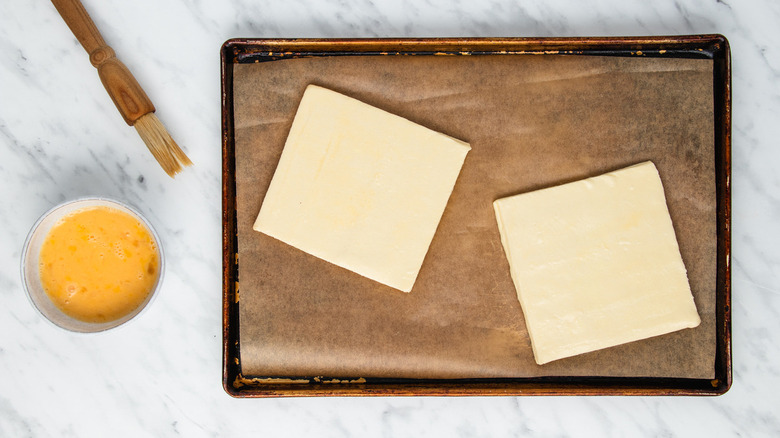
[134,113,192,177]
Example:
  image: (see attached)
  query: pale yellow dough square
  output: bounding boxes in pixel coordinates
[254,85,470,292]
[493,162,701,365]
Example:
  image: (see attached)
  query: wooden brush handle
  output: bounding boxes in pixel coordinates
[51,0,155,125]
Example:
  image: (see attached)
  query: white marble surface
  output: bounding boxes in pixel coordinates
[1,0,778,436]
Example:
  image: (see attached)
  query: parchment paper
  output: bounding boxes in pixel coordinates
[234,54,716,379]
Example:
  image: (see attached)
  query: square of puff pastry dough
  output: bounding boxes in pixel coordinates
[494,162,700,364]
[255,85,470,293]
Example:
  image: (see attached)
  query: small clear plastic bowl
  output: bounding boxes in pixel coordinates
[21,197,164,333]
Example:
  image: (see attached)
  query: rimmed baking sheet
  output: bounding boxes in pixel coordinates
[222,36,731,397]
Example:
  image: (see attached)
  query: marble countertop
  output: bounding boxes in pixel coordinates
[1,0,778,436]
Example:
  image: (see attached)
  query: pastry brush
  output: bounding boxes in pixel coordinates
[51,0,192,177]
